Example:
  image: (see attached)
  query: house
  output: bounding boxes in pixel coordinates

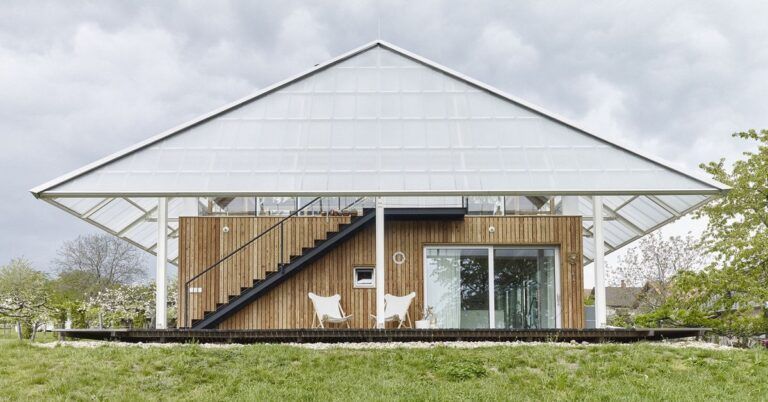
[606,286,643,314]
[587,285,644,311]
[30,41,728,331]
[584,285,643,327]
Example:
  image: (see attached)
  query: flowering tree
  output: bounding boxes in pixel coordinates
[0,258,51,340]
[634,130,768,340]
[607,232,708,310]
[85,280,178,328]
[167,278,178,327]
[86,284,154,328]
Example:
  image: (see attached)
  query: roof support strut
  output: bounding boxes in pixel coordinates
[155,197,168,330]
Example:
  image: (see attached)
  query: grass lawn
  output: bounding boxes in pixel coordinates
[1,335,766,401]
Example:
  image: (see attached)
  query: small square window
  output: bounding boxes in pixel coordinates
[353,267,375,288]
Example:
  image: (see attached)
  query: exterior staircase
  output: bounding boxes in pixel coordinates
[185,203,466,329]
[188,207,376,329]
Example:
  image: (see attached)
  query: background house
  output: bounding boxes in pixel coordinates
[585,282,644,328]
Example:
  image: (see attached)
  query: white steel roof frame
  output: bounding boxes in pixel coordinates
[42,196,180,265]
[580,194,712,265]
[29,40,728,266]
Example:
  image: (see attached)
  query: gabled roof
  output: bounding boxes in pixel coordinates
[31,40,727,198]
[30,40,728,265]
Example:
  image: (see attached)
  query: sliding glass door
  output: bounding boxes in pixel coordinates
[425,246,559,329]
[424,249,490,329]
[493,249,557,329]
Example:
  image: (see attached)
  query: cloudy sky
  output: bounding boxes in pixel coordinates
[2,1,767,280]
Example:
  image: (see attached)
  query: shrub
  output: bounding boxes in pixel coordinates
[438,361,488,381]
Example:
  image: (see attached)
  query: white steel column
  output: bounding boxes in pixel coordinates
[487,246,495,328]
[592,195,606,328]
[155,197,168,330]
[375,197,386,328]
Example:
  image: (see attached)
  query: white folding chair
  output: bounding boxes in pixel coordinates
[370,292,416,328]
[308,292,353,328]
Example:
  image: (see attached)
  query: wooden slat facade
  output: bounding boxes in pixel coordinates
[178,215,584,329]
[178,215,352,326]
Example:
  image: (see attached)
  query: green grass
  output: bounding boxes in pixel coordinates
[0,336,766,401]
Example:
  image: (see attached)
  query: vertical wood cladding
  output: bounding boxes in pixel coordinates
[179,215,584,329]
[178,216,351,326]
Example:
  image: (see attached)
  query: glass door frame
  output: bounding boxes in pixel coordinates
[423,245,562,329]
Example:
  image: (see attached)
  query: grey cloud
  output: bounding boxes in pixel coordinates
[1,0,767,271]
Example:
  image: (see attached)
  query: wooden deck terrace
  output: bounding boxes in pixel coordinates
[55,328,708,344]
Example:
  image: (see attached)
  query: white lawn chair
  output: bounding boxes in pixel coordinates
[308,292,353,328]
[370,292,416,328]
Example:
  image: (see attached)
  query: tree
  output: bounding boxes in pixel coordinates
[690,129,768,337]
[86,284,155,328]
[0,258,51,340]
[84,280,178,329]
[167,277,179,327]
[53,234,146,297]
[636,130,768,340]
[607,232,707,310]
[47,274,90,329]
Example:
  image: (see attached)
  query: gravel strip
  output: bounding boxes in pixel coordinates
[285,340,734,350]
[33,341,245,349]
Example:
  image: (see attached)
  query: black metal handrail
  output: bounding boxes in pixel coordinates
[184,196,321,327]
[342,196,367,212]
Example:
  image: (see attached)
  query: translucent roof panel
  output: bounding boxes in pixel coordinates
[655,194,709,214]
[89,198,145,232]
[55,197,102,215]
[33,42,726,198]
[47,196,187,265]
[579,193,714,263]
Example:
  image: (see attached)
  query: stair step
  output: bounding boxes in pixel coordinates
[265,270,278,276]
[302,247,313,254]
[228,295,237,302]
[241,287,249,293]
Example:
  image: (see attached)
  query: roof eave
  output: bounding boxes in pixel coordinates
[33,188,726,199]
